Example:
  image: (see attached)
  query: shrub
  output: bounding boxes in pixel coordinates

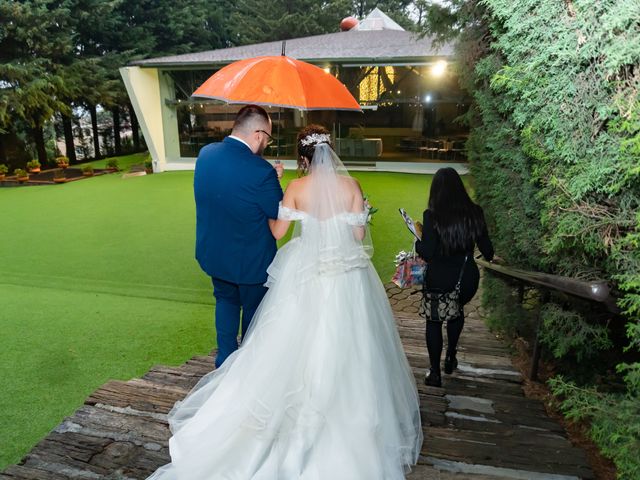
[55,156,69,165]
[106,158,119,171]
[0,164,8,174]
[82,164,94,174]
[549,377,640,479]
[539,303,612,362]
[26,160,41,170]
[14,168,28,177]
[482,274,526,336]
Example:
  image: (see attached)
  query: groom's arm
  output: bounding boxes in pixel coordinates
[256,168,283,221]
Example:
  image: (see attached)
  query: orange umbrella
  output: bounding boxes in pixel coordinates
[192,55,362,112]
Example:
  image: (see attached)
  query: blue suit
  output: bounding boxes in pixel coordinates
[194,137,283,367]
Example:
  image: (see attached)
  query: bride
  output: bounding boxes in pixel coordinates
[147,125,423,480]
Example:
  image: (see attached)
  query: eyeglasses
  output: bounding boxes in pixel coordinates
[255,130,275,146]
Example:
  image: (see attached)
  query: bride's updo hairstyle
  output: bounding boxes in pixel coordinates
[296,124,332,176]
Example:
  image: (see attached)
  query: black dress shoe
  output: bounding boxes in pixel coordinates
[444,352,458,374]
[425,369,442,387]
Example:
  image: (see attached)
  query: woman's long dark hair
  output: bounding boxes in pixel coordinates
[428,167,486,255]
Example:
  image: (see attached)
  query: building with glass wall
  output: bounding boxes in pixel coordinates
[120,9,468,172]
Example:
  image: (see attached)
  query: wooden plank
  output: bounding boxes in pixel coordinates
[0,466,70,480]
[19,431,169,479]
[86,378,188,414]
[54,405,170,446]
[427,426,575,453]
[147,361,213,377]
[406,463,499,480]
[142,371,202,390]
[25,432,111,476]
[420,407,447,428]
[142,363,214,390]
[423,433,593,478]
[441,375,525,397]
[442,413,568,438]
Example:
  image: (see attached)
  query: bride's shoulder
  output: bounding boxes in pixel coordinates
[284,177,304,191]
[338,175,361,190]
[348,177,364,198]
[282,177,308,205]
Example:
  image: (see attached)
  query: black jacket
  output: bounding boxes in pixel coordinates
[415,209,494,304]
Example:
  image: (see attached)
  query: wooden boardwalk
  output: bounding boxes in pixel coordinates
[389,286,594,480]
[2,283,593,479]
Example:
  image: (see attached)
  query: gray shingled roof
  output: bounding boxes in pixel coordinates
[131,30,454,68]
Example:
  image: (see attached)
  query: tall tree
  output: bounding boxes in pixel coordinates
[108,0,234,58]
[78,58,119,159]
[90,0,235,156]
[128,102,141,151]
[229,0,352,45]
[63,0,122,159]
[228,0,417,46]
[0,0,74,165]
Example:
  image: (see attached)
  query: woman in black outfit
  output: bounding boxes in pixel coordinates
[415,168,494,387]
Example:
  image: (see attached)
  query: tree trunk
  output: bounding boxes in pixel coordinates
[128,102,140,151]
[112,106,122,156]
[62,113,77,164]
[0,135,7,165]
[34,123,47,166]
[89,104,101,159]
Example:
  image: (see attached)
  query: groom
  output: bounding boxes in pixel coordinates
[194,105,283,368]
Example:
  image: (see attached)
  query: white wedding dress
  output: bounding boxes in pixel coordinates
[148,144,423,480]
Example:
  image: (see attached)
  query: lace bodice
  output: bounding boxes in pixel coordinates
[271,202,373,278]
[277,203,369,226]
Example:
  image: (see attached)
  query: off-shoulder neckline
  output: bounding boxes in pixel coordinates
[278,202,368,220]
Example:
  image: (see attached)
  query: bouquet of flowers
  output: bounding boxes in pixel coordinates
[363,194,379,224]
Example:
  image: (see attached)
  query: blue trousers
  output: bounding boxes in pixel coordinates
[211,277,267,368]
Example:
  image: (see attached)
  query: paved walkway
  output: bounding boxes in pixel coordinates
[1,283,593,479]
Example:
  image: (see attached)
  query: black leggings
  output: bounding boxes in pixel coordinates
[426,315,464,372]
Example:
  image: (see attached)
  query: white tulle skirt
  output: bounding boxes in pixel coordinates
[148,238,423,480]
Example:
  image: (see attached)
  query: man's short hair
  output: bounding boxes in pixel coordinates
[233,105,270,132]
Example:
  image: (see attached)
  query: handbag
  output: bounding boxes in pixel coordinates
[420,255,468,322]
[391,250,426,288]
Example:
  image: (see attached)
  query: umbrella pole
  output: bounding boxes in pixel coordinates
[278,41,284,158]
[277,108,281,159]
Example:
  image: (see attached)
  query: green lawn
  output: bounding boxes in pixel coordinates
[0,152,433,468]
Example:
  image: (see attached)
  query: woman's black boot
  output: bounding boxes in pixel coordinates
[444,351,458,374]
[425,368,442,387]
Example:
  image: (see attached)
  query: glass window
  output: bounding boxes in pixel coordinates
[169,64,470,163]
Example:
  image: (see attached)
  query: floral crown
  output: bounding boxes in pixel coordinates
[300,133,331,146]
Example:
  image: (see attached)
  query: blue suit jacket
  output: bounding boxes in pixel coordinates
[194,137,283,284]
